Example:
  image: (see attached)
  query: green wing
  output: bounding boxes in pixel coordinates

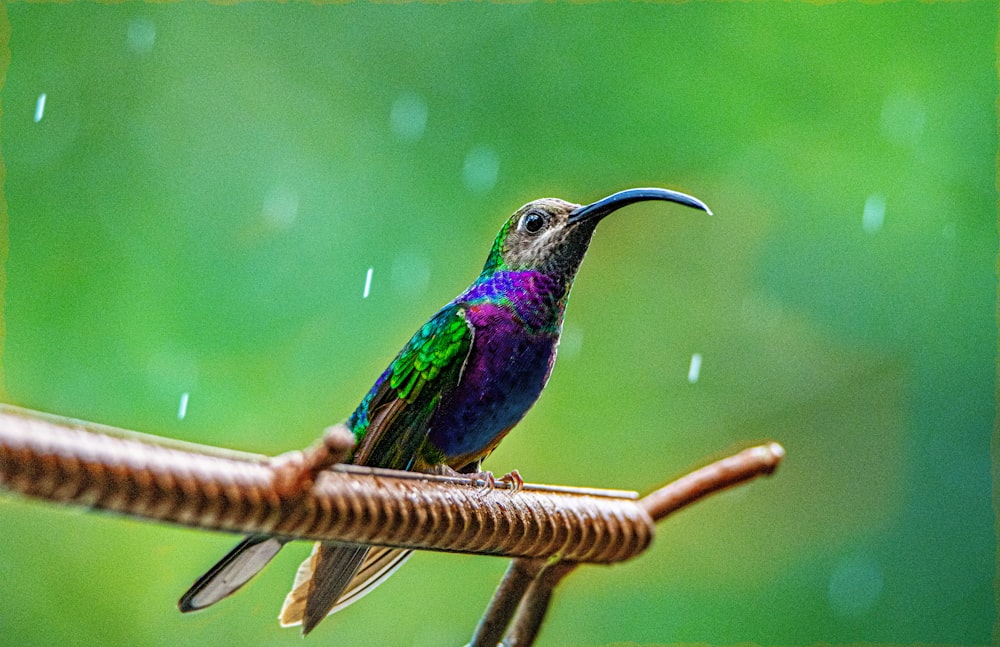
[352,304,473,470]
[282,305,474,632]
[180,305,474,629]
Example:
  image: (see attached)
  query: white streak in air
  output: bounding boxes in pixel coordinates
[363,267,374,299]
[862,195,885,234]
[687,353,702,384]
[178,392,190,420]
[34,94,47,123]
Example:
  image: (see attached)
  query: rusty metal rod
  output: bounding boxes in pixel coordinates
[488,442,787,647]
[0,405,653,564]
[468,557,548,647]
[640,443,785,521]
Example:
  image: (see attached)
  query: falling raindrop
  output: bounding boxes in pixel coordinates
[687,353,702,383]
[363,267,374,299]
[33,93,46,123]
[178,392,190,420]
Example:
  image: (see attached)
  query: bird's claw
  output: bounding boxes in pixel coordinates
[429,464,523,493]
[498,469,524,493]
[469,468,524,494]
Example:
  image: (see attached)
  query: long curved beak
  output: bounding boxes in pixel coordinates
[568,187,712,224]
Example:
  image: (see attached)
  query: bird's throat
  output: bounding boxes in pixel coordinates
[463,270,569,335]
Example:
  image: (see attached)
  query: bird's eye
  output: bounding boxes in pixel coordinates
[519,211,545,235]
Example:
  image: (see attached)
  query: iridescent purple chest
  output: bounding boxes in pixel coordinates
[425,271,565,467]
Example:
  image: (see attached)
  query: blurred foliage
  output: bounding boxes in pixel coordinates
[0,2,996,647]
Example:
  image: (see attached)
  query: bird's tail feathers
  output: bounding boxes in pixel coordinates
[178,535,287,612]
[280,541,413,632]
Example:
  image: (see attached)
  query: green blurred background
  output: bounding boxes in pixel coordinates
[0,2,995,646]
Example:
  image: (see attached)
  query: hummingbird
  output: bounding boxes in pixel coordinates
[178,187,710,634]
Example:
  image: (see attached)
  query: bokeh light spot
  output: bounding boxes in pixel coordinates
[126,17,156,55]
[880,93,925,145]
[862,194,885,234]
[828,552,884,616]
[462,145,499,194]
[390,92,428,143]
[391,252,432,297]
[261,185,299,230]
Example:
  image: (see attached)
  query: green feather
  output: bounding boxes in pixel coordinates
[355,304,474,470]
[389,307,471,405]
[480,218,513,276]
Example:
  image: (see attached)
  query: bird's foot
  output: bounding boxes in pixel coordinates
[431,465,523,493]
[496,469,524,493]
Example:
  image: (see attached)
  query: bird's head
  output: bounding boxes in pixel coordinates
[481,187,711,281]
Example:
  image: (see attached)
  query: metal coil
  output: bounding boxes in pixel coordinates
[0,405,653,563]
